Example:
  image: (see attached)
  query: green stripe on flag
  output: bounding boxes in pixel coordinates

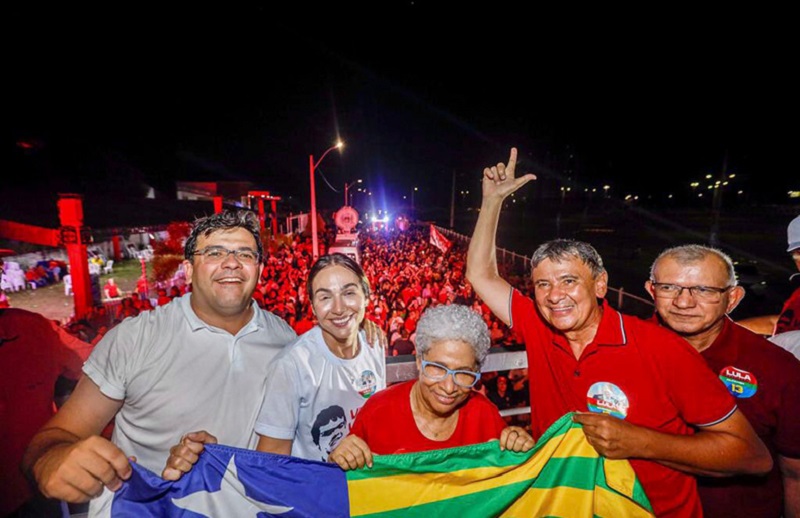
[347,414,576,482]
[347,413,653,517]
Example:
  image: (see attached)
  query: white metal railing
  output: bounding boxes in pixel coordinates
[433,225,654,314]
[388,348,528,418]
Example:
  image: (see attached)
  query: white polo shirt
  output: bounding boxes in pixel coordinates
[84,294,296,517]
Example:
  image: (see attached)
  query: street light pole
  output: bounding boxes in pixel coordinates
[309,141,344,260]
[344,179,362,207]
[411,186,418,218]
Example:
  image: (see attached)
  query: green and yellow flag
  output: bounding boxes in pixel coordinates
[114,413,653,517]
[347,413,654,517]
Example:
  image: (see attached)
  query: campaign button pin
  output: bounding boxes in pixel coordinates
[586,382,629,420]
[357,369,378,398]
[719,366,757,398]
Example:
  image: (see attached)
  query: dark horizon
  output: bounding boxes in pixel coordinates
[8,4,797,215]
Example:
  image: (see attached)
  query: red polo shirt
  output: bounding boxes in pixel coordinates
[0,309,93,516]
[511,290,735,518]
[696,317,800,517]
[350,380,507,454]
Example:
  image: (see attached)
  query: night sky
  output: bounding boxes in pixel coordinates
[8,4,796,214]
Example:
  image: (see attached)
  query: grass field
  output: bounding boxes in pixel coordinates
[6,259,153,322]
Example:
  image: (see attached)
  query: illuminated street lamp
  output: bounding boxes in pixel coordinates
[411,186,418,216]
[344,178,362,207]
[309,141,344,260]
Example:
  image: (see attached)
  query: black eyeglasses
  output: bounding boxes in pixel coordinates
[650,282,732,302]
[420,359,481,388]
[193,246,260,265]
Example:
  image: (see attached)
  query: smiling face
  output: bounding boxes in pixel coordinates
[416,339,478,417]
[531,256,607,343]
[184,227,262,331]
[311,264,367,350]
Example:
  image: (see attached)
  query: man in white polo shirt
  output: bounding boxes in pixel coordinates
[22,209,298,517]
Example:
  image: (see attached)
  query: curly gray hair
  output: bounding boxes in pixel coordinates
[415,304,491,367]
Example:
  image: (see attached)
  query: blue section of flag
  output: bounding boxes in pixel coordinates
[112,444,349,517]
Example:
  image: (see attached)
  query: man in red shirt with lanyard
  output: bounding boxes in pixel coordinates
[647,244,800,517]
[466,148,772,518]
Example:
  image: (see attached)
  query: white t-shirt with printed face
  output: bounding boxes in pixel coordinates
[255,325,387,461]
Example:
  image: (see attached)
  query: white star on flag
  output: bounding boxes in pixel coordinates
[171,454,294,517]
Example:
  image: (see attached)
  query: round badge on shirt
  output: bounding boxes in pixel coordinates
[356,370,378,398]
[718,366,758,398]
[586,382,629,419]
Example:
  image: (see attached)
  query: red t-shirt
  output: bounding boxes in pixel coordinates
[104,282,120,298]
[776,285,800,334]
[511,290,736,518]
[0,309,93,515]
[350,380,507,454]
[697,317,800,517]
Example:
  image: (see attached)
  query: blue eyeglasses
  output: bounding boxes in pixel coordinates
[420,359,481,388]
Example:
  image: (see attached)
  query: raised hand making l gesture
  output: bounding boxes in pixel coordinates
[481,147,537,201]
[468,147,537,326]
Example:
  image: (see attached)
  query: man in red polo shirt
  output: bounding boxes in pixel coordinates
[466,148,772,518]
[647,244,800,517]
[1,308,93,516]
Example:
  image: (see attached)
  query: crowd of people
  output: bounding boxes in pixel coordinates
[4,157,800,516]
[1,259,66,295]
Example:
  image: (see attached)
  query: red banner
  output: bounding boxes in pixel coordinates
[429,225,452,253]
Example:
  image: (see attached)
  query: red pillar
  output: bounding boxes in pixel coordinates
[270,199,278,236]
[257,198,266,232]
[58,194,92,319]
[213,196,223,214]
[112,235,122,262]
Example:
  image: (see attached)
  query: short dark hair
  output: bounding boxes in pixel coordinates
[530,239,606,278]
[311,405,346,446]
[307,253,370,300]
[183,210,262,261]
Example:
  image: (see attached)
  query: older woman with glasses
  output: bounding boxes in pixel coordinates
[329,304,534,471]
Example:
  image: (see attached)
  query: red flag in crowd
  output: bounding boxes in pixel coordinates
[429,225,452,253]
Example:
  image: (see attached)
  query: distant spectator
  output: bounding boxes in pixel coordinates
[738,215,800,335]
[103,277,121,299]
[135,276,149,300]
[293,306,315,335]
[392,328,415,356]
[156,288,171,306]
[119,296,139,319]
[25,267,46,288]
[48,260,62,283]
[87,305,111,333]
[63,271,73,296]
[488,375,515,409]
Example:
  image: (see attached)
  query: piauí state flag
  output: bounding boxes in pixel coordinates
[112,413,653,517]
